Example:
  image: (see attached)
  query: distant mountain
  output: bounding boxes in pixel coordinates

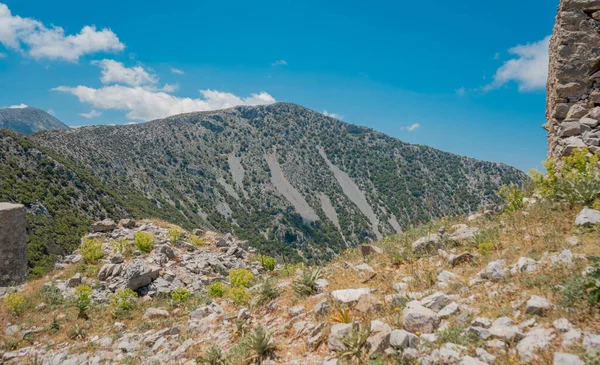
[0,107,69,134]
[0,102,528,275]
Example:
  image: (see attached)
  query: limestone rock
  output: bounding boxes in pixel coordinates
[402,301,441,333]
[516,328,554,362]
[328,323,354,352]
[366,320,392,357]
[389,329,419,349]
[331,288,370,305]
[143,308,169,319]
[0,203,27,286]
[575,208,600,227]
[489,317,522,341]
[525,295,551,316]
[92,219,117,232]
[554,353,584,365]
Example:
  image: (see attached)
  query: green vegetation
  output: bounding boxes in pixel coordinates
[110,288,137,318]
[73,284,93,319]
[225,286,251,306]
[257,281,280,305]
[3,293,26,316]
[207,281,225,298]
[80,237,104,264]
[337,323,371,364]
[189,235,204,247]
[244,325,276,362]
[499,183,524,212]
[196,344,227,365]
[134,231,155,253]
[167,226,185,244]
[111,238,134,257]
[293,267,322,297]
[257,255,277,271]
[171,287,191,305]
[229,268,254,288]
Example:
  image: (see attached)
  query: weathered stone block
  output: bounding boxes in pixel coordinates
[0,203,27,286]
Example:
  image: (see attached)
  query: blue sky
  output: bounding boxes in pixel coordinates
[0,0,557,172]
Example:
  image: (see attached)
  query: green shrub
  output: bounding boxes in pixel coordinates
[477,242,494,257]
[134,231,156,253]
[281,263,304,277]
[532,148,600,205]
[81,238,104,264]
[207,282,225,298]
[257,281,280,305]
[584,257,600,306]
[293,268,322,297]
[3,293,26,316]
[499,183,524,212]
[40,285,64,306]
[243,325,276,361]
[196,344,227,365]
[74,284,93,319]
[336,323,370,363]
[257,256,277,271]
[171,287,191,305]
[110,288,137,318]
[189,235,204,247]
[226,286,251,306]
[167,226,185,244]
[111,238,134,257]
[229,269,254,288]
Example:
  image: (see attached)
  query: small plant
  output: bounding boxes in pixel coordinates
[171,287,191,305]
[244,325,276,362]
[257,281,280,305]
[281,263,304,277]
[49,316,60,333]
[229,268,254,288]
[40,284,64,306]
[74,284,93,319]
[189,235,204,247]
[532,148,600,205]
[336,323,371,364]
[80,237,104,264]
[257,256,277,271]
[167,226,185,244]
[435,324,470,346]
[68,324,87,340]
[110,288,137,318]
[226,286,251,306]
[584,257,600,306]
[111,238,134,257]
[477,242,494,257]
[134,231,156,253]
[234,318,250,338]
[3,292,26,316]
[330,308,352,324]
[499,183,524,212]
[207,281,225,298]
[293,267,322,297]
[196,344,227,365]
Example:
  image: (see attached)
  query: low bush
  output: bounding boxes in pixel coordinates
[171,287,191,305]
[74,284,93,319]
[81,238,104,264]
[196,344,227,365]
[40,285,64,306]
[134,231,155,253]
[257,281,279,305]
[293,268,322,297]
[226,286,251,306]
[189,235,204,247]
[229,268,254,288]
[3,293,26,316]
[207,281,225,298]
[110,288,137,318]
[499,183,524,212]
[257,255,277,271]
[111,238,134,257]
[167,226,185,244]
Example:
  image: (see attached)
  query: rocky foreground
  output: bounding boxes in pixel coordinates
[1,202,600,364]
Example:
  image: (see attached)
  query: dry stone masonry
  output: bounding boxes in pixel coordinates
[0,203,27,286]
[547,0,600,157]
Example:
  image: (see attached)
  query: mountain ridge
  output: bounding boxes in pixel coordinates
[0,107,70,134]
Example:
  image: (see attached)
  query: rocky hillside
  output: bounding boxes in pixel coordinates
[2,102,526,274]
[0,107,69,135]
[0,191,599,364]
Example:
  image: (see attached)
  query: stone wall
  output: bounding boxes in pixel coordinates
[0,203,27,286]
[546,0,600,157]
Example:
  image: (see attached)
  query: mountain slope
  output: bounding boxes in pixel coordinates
[0,107,69,134]
[18,103,527,264]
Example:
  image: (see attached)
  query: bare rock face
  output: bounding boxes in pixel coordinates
[0,203,27,286]
[547,0,600,157]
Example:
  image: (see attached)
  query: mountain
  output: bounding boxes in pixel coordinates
[0,103,528,275]
[0,106,70,134]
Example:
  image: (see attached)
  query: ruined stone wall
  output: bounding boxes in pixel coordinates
[0,203,27,286]
[547,0,600,157]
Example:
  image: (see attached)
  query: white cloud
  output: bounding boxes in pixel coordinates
[7,103,27,108]
[161,83,179,93]
[323,110,342,119]
[401,123,420,132]
[171,67,184,75]
[484,35,550,92]
[47,108,55,115]
[456,87,466,97]
[0,3,124,62]
[272,60,287,66]
[92,59,157,87]
[54,84,276,121]
[80,109,102,119]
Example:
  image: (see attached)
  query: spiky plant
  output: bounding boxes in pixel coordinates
[196,344,227,365]
[257,280,280,306]
[293,268,322,297]
[330,307,352,324]
[244,325,276,364]
[336,323,371,364]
